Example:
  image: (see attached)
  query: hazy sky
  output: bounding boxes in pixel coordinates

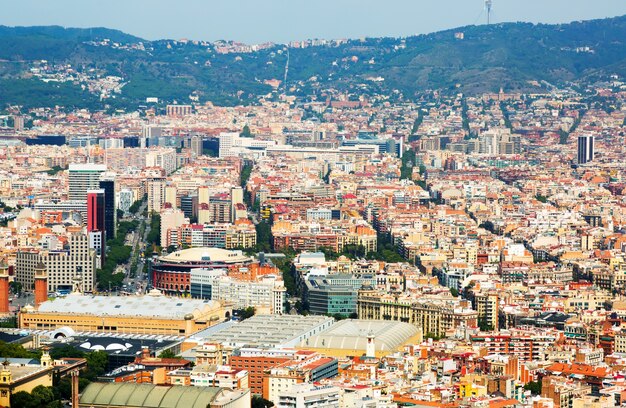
[4,0,626,43]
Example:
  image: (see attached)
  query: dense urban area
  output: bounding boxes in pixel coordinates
[0,11,625,408]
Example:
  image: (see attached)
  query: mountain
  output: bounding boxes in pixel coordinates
[0,16,625,110]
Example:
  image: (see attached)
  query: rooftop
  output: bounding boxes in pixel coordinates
[300,319,421,352]
[158,247,251,264]
[200,314,334,347]
[79,382,245,408]
[32,290,222,319]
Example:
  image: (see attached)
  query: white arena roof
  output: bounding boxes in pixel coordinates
[158,247,252,264]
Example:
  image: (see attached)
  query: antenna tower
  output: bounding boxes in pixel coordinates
[485,0,493,24]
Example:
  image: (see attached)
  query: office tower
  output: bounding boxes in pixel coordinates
[87,189,106,259]
[577,135,594,165]
[147,177,166,213]
[181,194,198,220]
[87,190,105,233]
[191,135,203,156]
[99,178,116,240]
[68,163,106,201]
[142,125,163,148]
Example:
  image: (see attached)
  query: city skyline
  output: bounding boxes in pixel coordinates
[2,0,625,43]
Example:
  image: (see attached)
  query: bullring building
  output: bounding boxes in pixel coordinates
[150,247,252,295]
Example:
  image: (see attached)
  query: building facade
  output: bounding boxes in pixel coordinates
[16,231,97,292]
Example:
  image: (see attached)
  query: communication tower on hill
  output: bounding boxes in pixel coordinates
[485,0,493,24]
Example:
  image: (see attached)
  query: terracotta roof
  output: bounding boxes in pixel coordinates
[546,362,611,378]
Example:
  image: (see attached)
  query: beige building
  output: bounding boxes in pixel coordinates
[225,226,257,249]
[160,208,189,248]
[358,289,478,337]
[0,354,54,408]
[147,177,166,213]
[475,292,499,330]
[15,230,96,292]
[19,289,230,336]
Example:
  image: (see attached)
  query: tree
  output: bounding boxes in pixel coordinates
[424,332,443,341]
[240,124,252,138]
[31,385,55,405]
[85,350,109,379]
[251,396,274,408]
[158,350,180,359]
[450,287,459,297]
[0,341,40,359]
[9,281,22,295]
[478,315,494,332]
[10,391,37,408]
[524,380,542,395]
[50,344,85,360]
[237,307,255,320]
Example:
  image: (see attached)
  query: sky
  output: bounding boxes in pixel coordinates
[3,0,626,44]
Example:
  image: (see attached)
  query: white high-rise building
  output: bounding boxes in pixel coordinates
[117,189,135,214]
[68,163,107,201]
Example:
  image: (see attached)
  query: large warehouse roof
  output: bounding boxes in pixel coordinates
[300,319,421,352]
[201,314,334,347]
[80,382,248,408]
[33,290,222,319]
[158,247,251,264]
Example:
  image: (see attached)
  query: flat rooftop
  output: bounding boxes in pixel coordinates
[199,315,334,348]
[33,290,222,319]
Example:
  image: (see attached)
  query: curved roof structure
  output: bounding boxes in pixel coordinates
[80,382,237,408]
[300,319,421,352]
[35,290,222,319]
[158,247,252,264]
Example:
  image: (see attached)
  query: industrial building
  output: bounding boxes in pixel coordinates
[19,289,230,336]
[199,314,335,348]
